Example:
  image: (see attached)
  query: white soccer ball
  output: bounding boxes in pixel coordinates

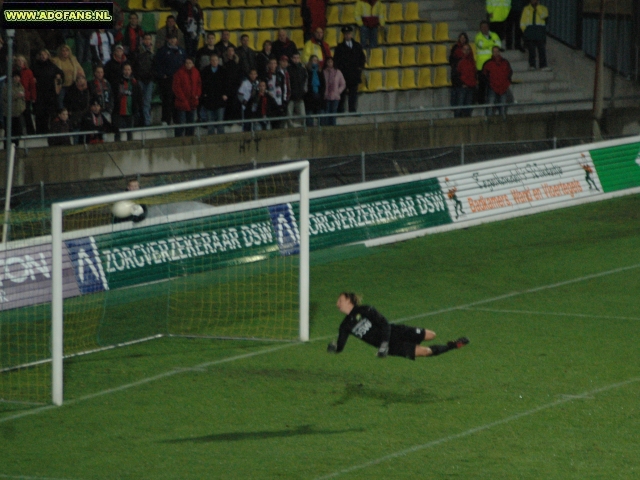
[112,200,135,218]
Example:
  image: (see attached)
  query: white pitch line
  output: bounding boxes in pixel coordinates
[2,262,639,425]
[0,475,82,480]
[462,307,640,322]
[314,376,640,480]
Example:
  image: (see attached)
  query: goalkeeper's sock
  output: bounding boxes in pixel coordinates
[430,337,470,356]
[428,344,450,356]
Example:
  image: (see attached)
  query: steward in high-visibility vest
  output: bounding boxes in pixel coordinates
[520,0,548,41]
[354,0,386,28]
[486,0,511,23]
[474,21,502,70]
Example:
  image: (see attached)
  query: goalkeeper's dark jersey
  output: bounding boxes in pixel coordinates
[336,305,391,353]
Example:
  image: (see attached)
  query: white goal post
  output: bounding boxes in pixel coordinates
[50,161,310,406]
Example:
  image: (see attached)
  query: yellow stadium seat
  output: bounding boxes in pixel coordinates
[145,0,170,10]
[230,0,246,6]
[157,12,173,30]
[228,31,239,46]
[405,2,420,22]
[417,45,432,65]
[127,0,145,11]
[418,23,434,43]
[385,47,400,68]
[358,72,368,92]
[211,0,229,7]
[417,67,433,88]
[280,0,298,5]
[385,24,402,45]
[366,48,384,68]
[376,28,383,45]
[367,70,384,92]
[324,28,338,48]
[433,66,450,87]
[326,6,340,25]
[198,35,205,49]
[256,30,273,49]
[243,10,259,29]
[291,29,304,48]
[207,10,225,30]
[258,9,276,28]
[276,8,292,28]
[263,0,279,6]
[384,69,400,90]
[400,46,416,66]
[435,22,450,41]
[241,31,256,50]
[226,10,242,30]
[387,3,403,22]
[247,0,263,6]
[400,69,418,89]
[341,4,356,24]
[402,24,418,44]
[292,8,303,27]
[432,44,448,64]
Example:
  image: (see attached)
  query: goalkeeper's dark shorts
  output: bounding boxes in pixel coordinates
[388,325,426,360]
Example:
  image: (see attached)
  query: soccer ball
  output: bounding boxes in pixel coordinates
[112,200,135,218]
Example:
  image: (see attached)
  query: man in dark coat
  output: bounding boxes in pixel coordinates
[154,34,186,124]
[32,49,64,133]
[333,26,366,113]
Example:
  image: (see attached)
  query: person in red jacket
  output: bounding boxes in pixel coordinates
[481,46,513,117]
[14,54,37,134]
[453,44,477,118]
[173,57,202,137]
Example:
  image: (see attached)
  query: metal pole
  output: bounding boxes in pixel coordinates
[592,0,605,139]
[361,151,365,183]
[40,180,46,232]
[3,30,15,243]
[461,143,465,165]
[1,144,15,243]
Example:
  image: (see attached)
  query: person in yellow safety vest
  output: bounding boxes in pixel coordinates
[474,20,501,105]
[486,0,511,41]
[302,27,333,68]
[354,0,386,50]
[520,0,550,71]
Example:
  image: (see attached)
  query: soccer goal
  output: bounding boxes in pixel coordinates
[0,161,309,407]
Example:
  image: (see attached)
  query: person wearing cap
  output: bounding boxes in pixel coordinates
[482,46,513,117]
[80,97,118,144]
[272,29,299,64]
[302,28,332,68]
[333,25,365,113]
[155,34,187,125]
[354,0,386,50]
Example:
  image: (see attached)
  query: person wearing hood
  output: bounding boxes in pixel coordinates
[173,57,201,137]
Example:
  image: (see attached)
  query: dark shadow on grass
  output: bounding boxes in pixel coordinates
[161,424,365,443]
[332,383,460,407]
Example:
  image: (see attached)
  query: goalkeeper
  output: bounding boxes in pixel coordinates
[327,292,469,360]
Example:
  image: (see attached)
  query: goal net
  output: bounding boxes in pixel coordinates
[1,161,309,406]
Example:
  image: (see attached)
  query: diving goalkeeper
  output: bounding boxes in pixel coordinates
[327,292,469,360]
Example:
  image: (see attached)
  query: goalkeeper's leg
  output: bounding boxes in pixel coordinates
[416,337,470,357]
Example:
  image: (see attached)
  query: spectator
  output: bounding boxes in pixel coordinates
[506,0,526,51]
[474,20,501,104]
[482,46,512,117]
[38,30,65,56]
[303,28,332,68]
[89,29,115,67]
[449,32,472,113]
[274,55,291,128]
[221,47,243,120]
[287,53,308,127]
[304,55,325,126]
[15,29,45,68]
[114,63,142,140]
[32,49,64,134]
[89,65,114,118]
[111,1,125,40]
[238,68,260,131]
[104,45,128,101]
[48,108,73,146]
[154,34,186,125]
[302,0,328,40]
[135,34,155,127]
[355,0,386,50]
[521,0,550,71]
[333,26,365,113]
[81,97,118,143]
[453,44,477,117]
[52,44,85,110]
[155,15,186,51]
[14,55,37,135]
[322,57,345,126]
[75,27,94,65]
[272,29,298,63]
[168,0,205,59]
[200,54,228,135]
[173,58,201,137]
[116,12,145,64]
[486,0,511,42]
[256,40,275,78]
[237,34,257,78]
[214,30,236,60]
[63,73,92,131]
[195,32,217,70]
[246,79,278,131]
[1,70,26,148]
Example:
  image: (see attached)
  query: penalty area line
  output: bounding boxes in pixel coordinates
[314,376,640,480]
[462,307,640,322]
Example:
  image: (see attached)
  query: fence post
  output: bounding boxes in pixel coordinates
[361,151,365,183]
[40,180,46,232]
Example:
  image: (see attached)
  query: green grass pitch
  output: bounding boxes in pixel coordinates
[1,194,639,479]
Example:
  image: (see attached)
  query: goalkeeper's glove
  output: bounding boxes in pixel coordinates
[377,341,389,358]
[327,341,337,353]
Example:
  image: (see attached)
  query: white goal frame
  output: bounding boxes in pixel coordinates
[51,161,310,406]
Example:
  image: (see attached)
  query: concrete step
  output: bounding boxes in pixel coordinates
[425,9,460,21]
[418,0,458,11]
[502,49,527,62]
[512,69,555,83]
[530,88,590,103]
[510,59,530,72]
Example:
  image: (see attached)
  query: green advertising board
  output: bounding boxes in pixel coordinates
[590,142,640,192]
